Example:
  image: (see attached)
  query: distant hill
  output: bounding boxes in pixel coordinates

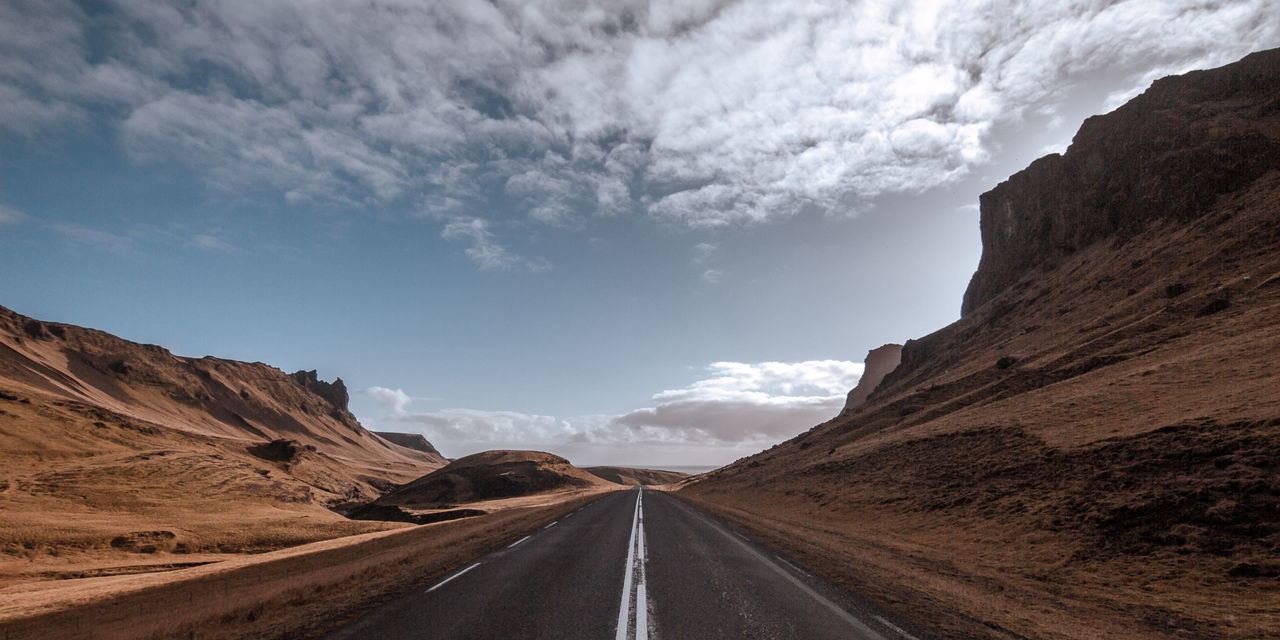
[374,431,445,458]
[0,306,446,576]
[681,48,1280,639]
[374,450,613,508]
[583,466,689,486]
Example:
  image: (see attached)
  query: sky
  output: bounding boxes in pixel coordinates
[1,1,1276,468]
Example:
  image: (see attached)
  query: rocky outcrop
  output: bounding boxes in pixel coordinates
[291,369,350,411]
[962,47,1280,316]
[375,431,444,458]
[842,343,902,412]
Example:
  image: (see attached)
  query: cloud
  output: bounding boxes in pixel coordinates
[700,269,723,285]
[3,0,1275,228]
[0,204,27,225]
[191,234,235,253]
[440,216,544,271]
[359,359,862,462]
[51,222,134,254]
[360,386,421,416]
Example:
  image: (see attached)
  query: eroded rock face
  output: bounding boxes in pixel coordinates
[291,369,350,411]
[843,343,903,412]
[962,48,1280,317]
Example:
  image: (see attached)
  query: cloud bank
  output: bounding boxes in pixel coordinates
[3,0,1275,234]
[360,359,862,465]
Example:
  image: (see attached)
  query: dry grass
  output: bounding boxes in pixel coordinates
[0,488,617,640]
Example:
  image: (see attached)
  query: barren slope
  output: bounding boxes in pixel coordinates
[0,307,447,586]
[375,450,614,508]
[583,466,689,486]
[681,48,1280,640]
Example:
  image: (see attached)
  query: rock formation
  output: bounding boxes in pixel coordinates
[842,343,902,412]
[291,369,350,412]
[962,48,1280,316]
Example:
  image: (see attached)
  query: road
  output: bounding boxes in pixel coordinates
[323,489,926,640]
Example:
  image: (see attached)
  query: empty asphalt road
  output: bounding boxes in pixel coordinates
[323,488,927,640]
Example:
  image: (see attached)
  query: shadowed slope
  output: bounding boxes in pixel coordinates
[681,48,1280,640]
[582,466,689,486]
[0,307,446,585]
[375,450,614,508]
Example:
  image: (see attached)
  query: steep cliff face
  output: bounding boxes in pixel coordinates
[682,49,1280,640]
[962,47,1280,316]
[841,343,902,412]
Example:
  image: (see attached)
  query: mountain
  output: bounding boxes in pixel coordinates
[680,48,1280,640]
[374,431,445,458]
[583,466,689,486]
[373,450,613,508]
[0,306,446,581]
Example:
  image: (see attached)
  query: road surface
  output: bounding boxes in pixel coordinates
[323,489,927,640]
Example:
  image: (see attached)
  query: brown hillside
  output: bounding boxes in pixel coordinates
[375,450,613,508]
[583,466,689,486]
[0,307,445,587]
[374,431,445,458]
[681,48,1280,640]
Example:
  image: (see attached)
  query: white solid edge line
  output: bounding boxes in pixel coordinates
[710,518,888,640]
[426,562,480,593]
[615,491,642,640]
[508,535,531,549]
[778,557,809,576]
[635,503,648,640]
[873,615,922,640]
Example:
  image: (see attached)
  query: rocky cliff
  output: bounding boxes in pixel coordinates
[962,47,1280,316]
[682,48,1280,640]
[841,343,902,412]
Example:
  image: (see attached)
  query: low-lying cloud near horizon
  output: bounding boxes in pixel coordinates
[3,1,1276,266]
[360,359,863,466]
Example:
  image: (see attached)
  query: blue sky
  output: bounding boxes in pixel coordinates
[2,0,1276,467]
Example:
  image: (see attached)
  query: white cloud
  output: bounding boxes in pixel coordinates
[191,234,234,252]
[358,359,862,463]
[51,223,134,254]
[440,216,545,271]
[2,0,1275,229]
[0,204,27,225]
[360,386,413,414]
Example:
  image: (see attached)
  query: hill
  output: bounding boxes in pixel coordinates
[373,450,613,508]
[374,431,445,458]
[0,306,446,585]
[680,48,1280,639]
[583,466,689,486]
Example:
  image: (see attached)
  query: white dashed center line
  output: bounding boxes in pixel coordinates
[426,563,479,593]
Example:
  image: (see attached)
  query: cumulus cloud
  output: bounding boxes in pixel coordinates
[359,359,862,463]
[3,0,1275,230]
